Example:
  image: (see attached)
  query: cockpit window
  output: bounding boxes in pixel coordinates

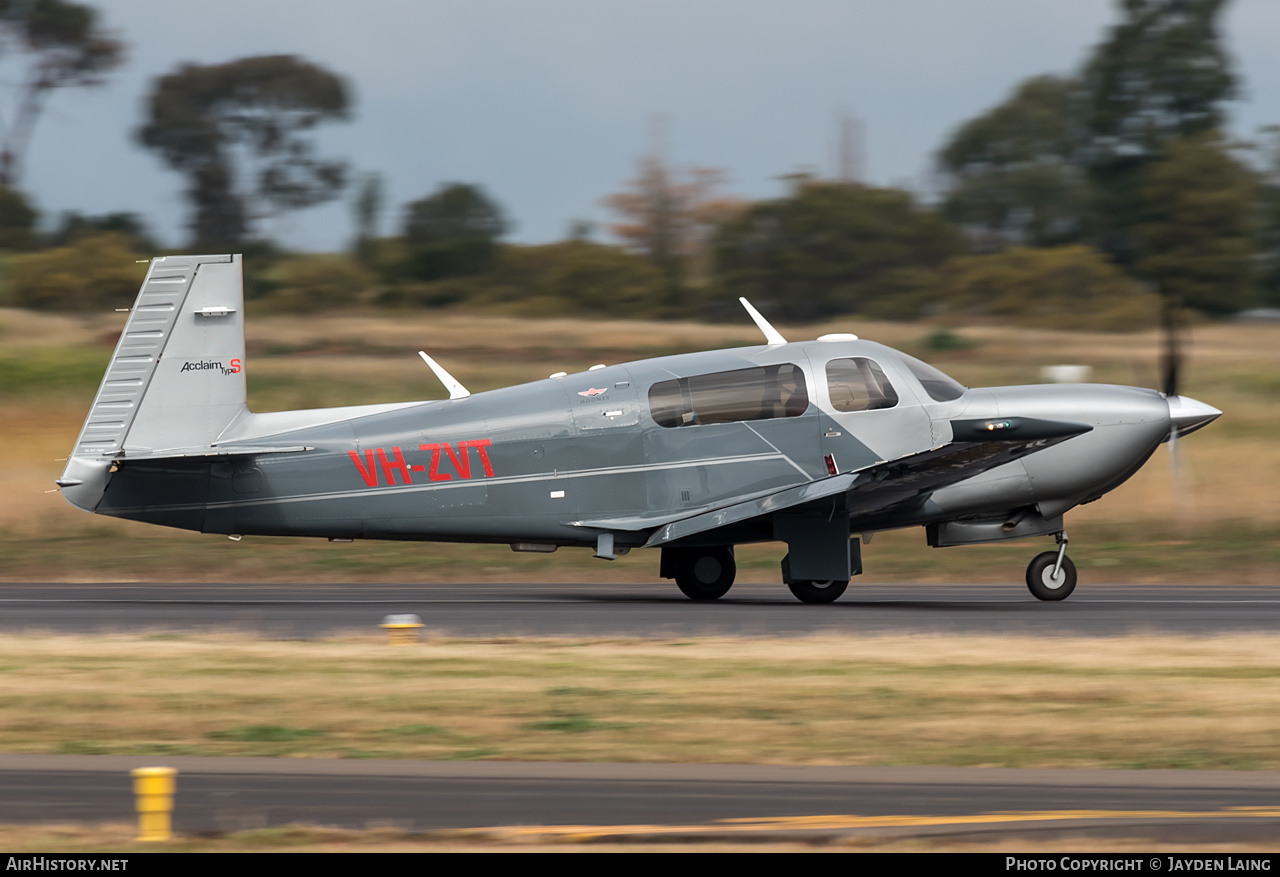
[649,364,808,428]
[825,358,899,412]
[898,353,967,402]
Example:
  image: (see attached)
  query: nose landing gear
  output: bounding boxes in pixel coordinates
[1026,531,1076,601]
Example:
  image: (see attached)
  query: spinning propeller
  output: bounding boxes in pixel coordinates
[1158,295,1221,445]
[1160,295,1184,471]
[1160,295,1183,400]
[1156,293,1222,528]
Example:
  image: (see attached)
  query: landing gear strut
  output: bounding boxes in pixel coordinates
[665,546,737,601]
[1026,531,1076,601]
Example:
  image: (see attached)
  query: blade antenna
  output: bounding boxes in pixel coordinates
[418,351,471,400]
[739,298,787,345]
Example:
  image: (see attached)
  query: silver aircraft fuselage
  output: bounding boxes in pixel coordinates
[74,338,1210,549]
[57,253,1221,601]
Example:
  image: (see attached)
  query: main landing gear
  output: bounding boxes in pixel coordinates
[664,546,737,601]
[1026,531,1076,601]
[787,579,849,604]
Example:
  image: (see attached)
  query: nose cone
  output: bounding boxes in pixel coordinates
[1165,395,1222,439]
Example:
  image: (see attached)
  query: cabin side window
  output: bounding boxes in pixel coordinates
[648,364,809,428]
[897,353,967,402]
[825,358,899,412]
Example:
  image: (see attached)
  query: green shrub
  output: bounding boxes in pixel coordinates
[257,253,374,312]
[922,328,979,351]
[478,241,667,316]
[375,241,669,317]
[8,233,147,311]
[940,245,1159,331]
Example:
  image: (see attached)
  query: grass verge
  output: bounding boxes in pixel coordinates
[0,823,1277,853]
[1,631,1278,769]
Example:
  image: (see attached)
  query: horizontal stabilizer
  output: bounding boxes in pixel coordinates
[113,444,314,461]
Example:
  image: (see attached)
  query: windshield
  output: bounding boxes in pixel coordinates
[897,353,967,402]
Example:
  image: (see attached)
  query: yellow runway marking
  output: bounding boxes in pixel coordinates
[492,807,1280,840]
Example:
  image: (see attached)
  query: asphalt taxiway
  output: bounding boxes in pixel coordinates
[0,581,1277,638]
[3,757,1280,843]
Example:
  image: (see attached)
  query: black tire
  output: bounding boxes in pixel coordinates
[787,579,849,604]
[1025,551,1077,601]
[674,547,736,601]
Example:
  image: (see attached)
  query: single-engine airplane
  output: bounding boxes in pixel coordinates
[57,254,1221,603]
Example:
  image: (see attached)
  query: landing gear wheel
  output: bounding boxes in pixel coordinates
[674,547,736,601]
[787,579,849,604]
[1026,551,1077,601]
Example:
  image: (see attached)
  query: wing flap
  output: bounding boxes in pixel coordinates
[636,416,1090,548]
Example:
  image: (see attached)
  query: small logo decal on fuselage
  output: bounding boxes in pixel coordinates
[180,358,242,376]
[348,440,494,487]
[578,387,608,397]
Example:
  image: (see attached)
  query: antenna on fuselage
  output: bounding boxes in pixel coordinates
[739,298,787,346]
[418,351,471,400]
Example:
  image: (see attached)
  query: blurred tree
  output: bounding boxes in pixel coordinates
[711,179,963,321]
[137,55,351,248]
[50,209,152,250]
[604,152,741,297]
[937,76,1092,251]
[0,184,37,249]
[1134,131,1255,315]
[402,182,507,281]
[351,172,383,268]
[1080,0,1236,264]
[0,1,123,187]
[1255,126,1280,307]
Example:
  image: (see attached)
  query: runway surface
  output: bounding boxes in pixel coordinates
[3,756,1280,843]
[4,581,1277,843]
[1,581,1278,638]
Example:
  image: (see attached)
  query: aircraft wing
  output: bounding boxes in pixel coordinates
[573,417,1090,548]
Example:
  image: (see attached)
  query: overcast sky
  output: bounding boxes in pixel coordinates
[17,0,1280,252]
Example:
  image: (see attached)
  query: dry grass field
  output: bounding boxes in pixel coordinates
[2,631,1278,770]
[1,307,1277,583]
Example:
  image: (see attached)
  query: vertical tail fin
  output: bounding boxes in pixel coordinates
[58,254,248,511]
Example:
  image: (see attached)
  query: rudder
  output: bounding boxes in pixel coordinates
[58,254,248,511]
